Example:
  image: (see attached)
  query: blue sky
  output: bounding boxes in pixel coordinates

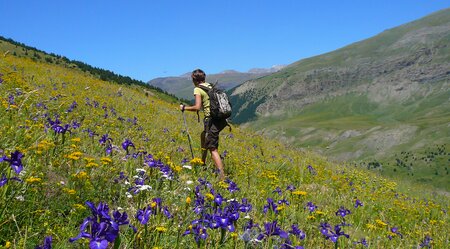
[1,1,449,81]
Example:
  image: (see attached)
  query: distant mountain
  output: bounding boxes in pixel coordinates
[229,8,450,190]
[147,65,285,100]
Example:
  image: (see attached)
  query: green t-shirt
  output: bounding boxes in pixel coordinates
[193,82,211,117]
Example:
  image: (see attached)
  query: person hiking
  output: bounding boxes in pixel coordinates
[180,69,228,180]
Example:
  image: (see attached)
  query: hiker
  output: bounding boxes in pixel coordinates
[180,69,228,180]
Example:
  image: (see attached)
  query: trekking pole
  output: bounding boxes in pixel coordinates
[181,105,195,159]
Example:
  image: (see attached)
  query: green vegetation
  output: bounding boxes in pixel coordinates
[248,92,450,190]
[1,40,448,248]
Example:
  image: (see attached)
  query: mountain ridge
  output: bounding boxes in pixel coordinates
[148,65,286,100]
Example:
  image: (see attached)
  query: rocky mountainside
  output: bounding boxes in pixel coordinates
[231,8,450,121]
[148,65,285,100]
[229,8,450,190]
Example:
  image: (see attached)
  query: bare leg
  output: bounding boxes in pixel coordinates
[210,148,225,180]
[200,131,207,165]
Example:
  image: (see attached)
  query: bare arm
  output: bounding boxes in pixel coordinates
[180,94,202,112]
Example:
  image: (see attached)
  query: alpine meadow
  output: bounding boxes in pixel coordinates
[1,13,449,249]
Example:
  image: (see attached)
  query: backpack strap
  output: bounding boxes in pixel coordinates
[196,83,212,123]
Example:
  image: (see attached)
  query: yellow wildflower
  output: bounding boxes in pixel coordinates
[25,177,42,184]
[71,137,81,142]
[151,201,157,208]
[5,241,11,248]
[186,197,191,204]
[73,171,89,180]
[205,193,214,201]
[101,157,112,165]
[67,151,82,160]
[73,204,86,210]
[86,162,99,168]
[276,204,286,211]
[292,190,307,196]
[190,157,204,166]
[63,188,76,195]
[218,181,229,189]
[230,232,238,238]
[365,223,376,230]
[376,219,387,227]
[173,165,182,172]
[155,226,167,232]
[315,210,326,216]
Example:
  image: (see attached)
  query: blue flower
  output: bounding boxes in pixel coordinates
[224,179,240,192]
[122,139,135,153]
[319,223,349,243]
[0,174,7,187]
[307,165,316,175]
[305,202,317,213]
[136,206,152,225]
[69,201,130,248]
[273,187,282,195]
[354,237,368,247]
[419,235,432,248]
[355,199,363,208]
[335,206,351,218]
[289,224,306,240]
[2,150,24,174]
[34,236,52,249]
[263,198,278,214]
[257,220,288,241]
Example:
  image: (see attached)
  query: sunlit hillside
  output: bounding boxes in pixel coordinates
[0,43,448,248]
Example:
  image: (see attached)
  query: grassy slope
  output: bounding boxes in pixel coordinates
[248,89,450,190]
[0,46,449,248]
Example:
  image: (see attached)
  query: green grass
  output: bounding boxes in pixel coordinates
[0,40,449,248]
[249,92,450,191]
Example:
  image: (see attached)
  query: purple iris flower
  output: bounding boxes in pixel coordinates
[278,199,290,206]
[389,227,403,239]
[0,73,3,84]
[319,223,349,243]
[225,179,240,192]
[273,187,282,195]
[355,199,363,208]
[239,198,252,213]
[71,121,81,129]
[69,201,130,249]
[286,184,296,191]
[263,198,278,214]
[257,220,288,241]
[136,206,152,225]
[214,193,224,206]
[67,101,78,113]
[307,165,316,175]
[163,206,173,219]
[183,224,208,242]
[99,134,113,145]
[354,237,368,247]
[0,174,8,187]
[419,235,432,248]
[8,94,15,105]
[2,150,24,174]
[305,202,317,213]
[34,236,52,249]
[122,139,135,154]
[335,206,351,218]
[289,224,306,240]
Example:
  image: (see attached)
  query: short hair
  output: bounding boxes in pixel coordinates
[191,69,206,84]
